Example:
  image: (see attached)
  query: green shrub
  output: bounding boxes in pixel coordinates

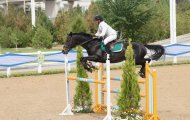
[72,16,92,112]
[117,40,141,119]
[17,29,32,47]
[32,26,53,49]
[0,27,13,48]
[36,8,57,42]
[73,47,92,113]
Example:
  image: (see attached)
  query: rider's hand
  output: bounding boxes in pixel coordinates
[98,36,103,40]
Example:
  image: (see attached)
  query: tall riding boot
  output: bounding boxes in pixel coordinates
[105,43,112,56]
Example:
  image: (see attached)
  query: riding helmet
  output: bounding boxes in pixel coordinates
[94,15,103,21]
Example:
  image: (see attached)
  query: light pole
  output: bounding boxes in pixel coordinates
[31,0,36,28]
[170,0,177,63]
[170,0,177,44]
[6,0,8,14]
[24,0,26,13]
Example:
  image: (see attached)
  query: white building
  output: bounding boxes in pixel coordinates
[0,0,94,19]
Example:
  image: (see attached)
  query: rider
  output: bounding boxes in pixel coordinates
[94,15,117,55]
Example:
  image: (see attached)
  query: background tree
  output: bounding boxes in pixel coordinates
[137,0,170,43]
[72,15,87,33]
[15,9,31,32]
[0,27,12,48]
[85,2,100,34]
[117,40,141,119]
[0,11,5,27]
[176,0,190,35]
[0,5,32,48]
[54,5,83,44]
[4,4,17,28]
[98,0,153,41]
[32,25,53,49]
[54,10,69,44]
[10,29,19,50]
[36,8,56,43]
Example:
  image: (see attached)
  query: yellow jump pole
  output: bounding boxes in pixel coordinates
[153,70,157,117]
[100,63,105,105]
[145,62,149,118]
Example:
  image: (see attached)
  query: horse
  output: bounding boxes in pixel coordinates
[62,32,165,78]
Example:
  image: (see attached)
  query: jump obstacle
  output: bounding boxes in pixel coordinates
[92,63,160,120]
[59,54,161,120]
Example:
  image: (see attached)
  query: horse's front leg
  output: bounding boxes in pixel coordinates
[80,56,99,72]
[139,65,145,78]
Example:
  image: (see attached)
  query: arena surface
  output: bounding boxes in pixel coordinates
[0,64,190,120]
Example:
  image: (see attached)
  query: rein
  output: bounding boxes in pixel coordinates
[79,37,99,46]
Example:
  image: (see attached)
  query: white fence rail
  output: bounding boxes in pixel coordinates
[1,43,190,77]
[0,50,80,77]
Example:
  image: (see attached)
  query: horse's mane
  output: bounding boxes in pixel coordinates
[70,32,101,44]
[71,32,93,38]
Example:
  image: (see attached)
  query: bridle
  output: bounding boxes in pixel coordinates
[65,34,100,51]
[70,34,98,46]
[80,38,95,46]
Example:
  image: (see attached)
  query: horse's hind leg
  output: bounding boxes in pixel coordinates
[136,58,151,78]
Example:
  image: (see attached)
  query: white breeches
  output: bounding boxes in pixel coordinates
[103,34,117,45]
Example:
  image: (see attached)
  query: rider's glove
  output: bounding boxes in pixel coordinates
[98,36,104,40]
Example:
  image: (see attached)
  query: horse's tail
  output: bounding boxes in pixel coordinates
[145,45,165,60]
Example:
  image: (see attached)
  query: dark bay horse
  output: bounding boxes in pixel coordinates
[62,32,165,78]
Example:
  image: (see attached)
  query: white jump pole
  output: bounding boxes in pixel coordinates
[59,54,73,115]
[103,54,112,120]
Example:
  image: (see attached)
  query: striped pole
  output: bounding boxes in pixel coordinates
[103,76,145,83]
[67,76,105,84]
[102,89,145,97]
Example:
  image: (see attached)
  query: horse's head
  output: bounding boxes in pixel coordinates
[62,32,93,54]
[62,32,77,54]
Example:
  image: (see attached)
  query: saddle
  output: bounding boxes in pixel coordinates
[101,40,123,53]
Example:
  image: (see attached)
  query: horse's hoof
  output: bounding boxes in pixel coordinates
[85,67,92,72]
[139,72,145,78]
